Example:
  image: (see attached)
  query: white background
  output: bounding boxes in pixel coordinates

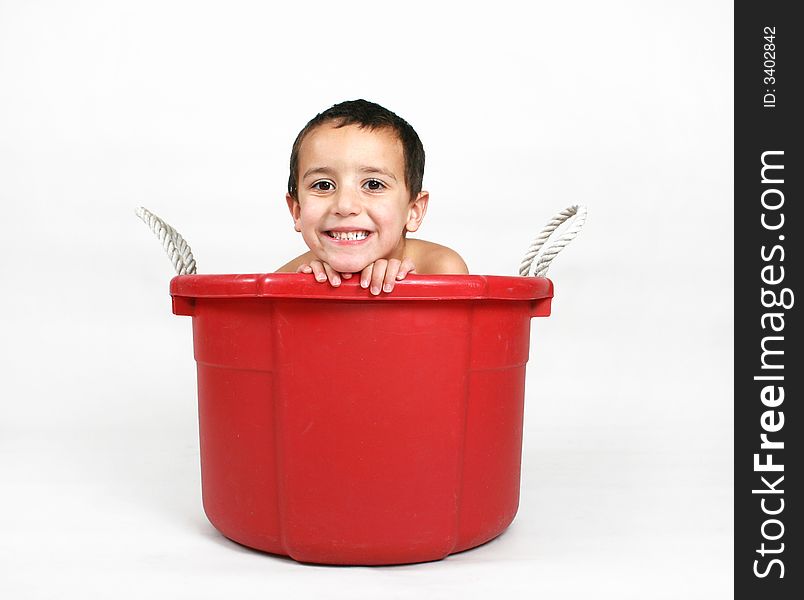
[0,1,733,598]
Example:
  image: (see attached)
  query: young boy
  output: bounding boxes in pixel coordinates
[277,99,468,294]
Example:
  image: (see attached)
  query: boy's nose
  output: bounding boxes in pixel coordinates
[333,190,362,216]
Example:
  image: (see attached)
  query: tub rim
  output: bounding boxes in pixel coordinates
[170,273,553,302]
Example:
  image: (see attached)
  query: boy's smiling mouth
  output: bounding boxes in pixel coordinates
[325,229,371,242]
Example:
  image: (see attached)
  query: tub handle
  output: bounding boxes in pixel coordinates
[136,207,198,275]
[518,205,587,277]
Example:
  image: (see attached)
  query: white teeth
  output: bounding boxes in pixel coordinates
[328,230,369,241]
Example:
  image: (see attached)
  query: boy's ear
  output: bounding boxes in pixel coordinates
[405,191,429,233]
[286,193,302,232]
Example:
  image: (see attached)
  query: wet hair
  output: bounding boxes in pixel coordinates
[288,99,425,201]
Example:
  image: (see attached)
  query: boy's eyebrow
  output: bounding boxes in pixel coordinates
[358,166,397,181]
[302,166,336,180]
[302,166,398,181]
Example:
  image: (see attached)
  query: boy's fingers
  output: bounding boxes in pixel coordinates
[296,263,313,274]
[322,262,341,287]
[396,257,416,280]
[342,272,353,279]
[370,259,387,295]
[383,259,402,292]
[360,264,373,289]
[310,260,327,282]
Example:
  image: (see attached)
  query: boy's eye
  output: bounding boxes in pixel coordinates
[312,181,334,191]
[363,179,386,191]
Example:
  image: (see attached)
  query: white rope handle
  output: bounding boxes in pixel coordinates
[519,205,587,277]
[135,207,197,275]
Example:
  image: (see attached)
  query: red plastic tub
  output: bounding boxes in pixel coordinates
[171,273,553,565]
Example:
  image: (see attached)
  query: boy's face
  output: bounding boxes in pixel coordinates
[287,123,428,274]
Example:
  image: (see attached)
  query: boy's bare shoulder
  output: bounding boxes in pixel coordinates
[276,250,315,273]
[406,239,469,274]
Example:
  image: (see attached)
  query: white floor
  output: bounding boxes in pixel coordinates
[0,402,732,599]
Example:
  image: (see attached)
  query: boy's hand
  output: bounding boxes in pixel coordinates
[359,258,416,295]
[296,257,415,295]
[296,260,349,287]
